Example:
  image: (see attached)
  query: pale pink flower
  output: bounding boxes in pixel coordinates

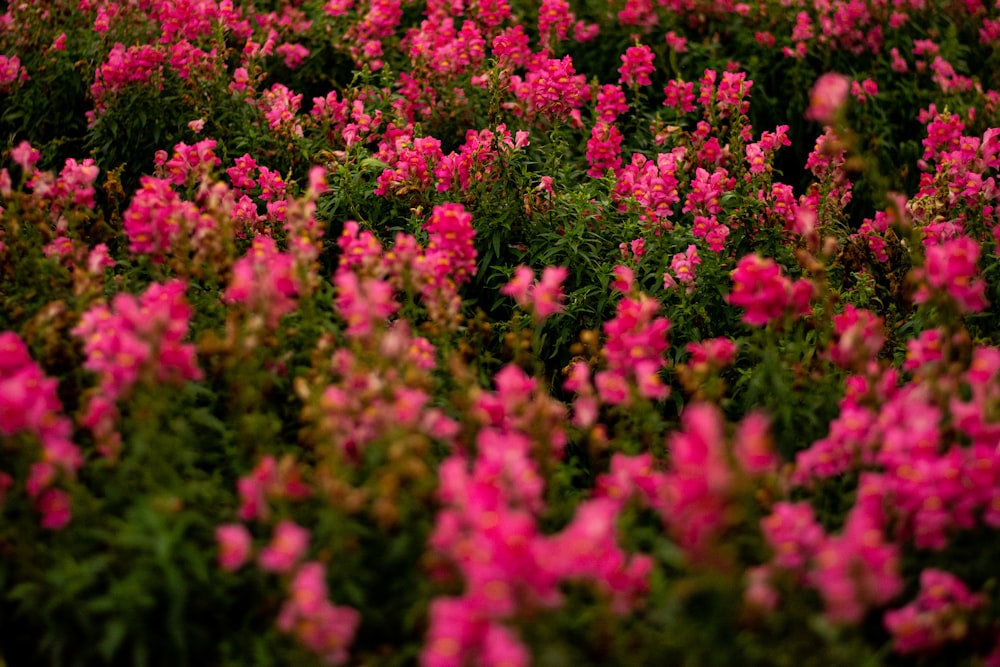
[805,72,850,125]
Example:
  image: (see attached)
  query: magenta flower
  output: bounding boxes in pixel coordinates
[727,254,812,326]
[665,244,700,293]
[532,266,569,318]
[884,569,983,654]
[421,597,487,667]
[761,501,825,570]
[585,121,623,178]
[480,623,530,667]
[618,44,655,87]
[596,84,628,123]
[915,236,988,313]
[538,0,574,43]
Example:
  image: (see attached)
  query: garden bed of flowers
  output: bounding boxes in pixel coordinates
[3,0,1000,665]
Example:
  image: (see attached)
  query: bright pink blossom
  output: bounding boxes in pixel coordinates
[618,44,655,87]
[915,236,988,313]
[727,254,812,326]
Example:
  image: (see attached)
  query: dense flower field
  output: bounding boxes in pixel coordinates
[4,0,1000,664]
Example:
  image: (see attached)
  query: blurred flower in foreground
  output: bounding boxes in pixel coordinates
[805,72,850,125]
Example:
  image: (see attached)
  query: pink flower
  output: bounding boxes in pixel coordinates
[538,0,574,43]
[511,55,590,123]
[610,265,634,293]
[224,236,302,329]
[829,305,884,370]
[421,597,486,667]
[884,569,984,654]
[761,502,825,570]
[915,236,988,313]
[276,42,310,69]
[0,55,28,93]
[285,561,328,619]
[586,122,623,178]
[502,266,568,322]
[733,411,779,475]
[334,271,399,338]
[544,497,651,613]
[600,292,670,402]
[10,140,41,173]
[666,244,700,292]
[805,73,850,125]
[727,254,811,326]
[618,44,655,87]
[663,79,696,113]
[686,337,737,370]
[904,328,945,372]
[533,266,569,319]
[37,488,72,530]
[481,623,530,667]
[596,84,628,123]
[810,480,902,624]
[216,523,253,571]
[662,403,733,552]
[278,561,361,664]
[501,266,535,310]
[665,31,687,53]
[745,566,779,611]
[850,78,878,103]
[423,203,477,287]
[258,520,310,573]
[595,369,630,405]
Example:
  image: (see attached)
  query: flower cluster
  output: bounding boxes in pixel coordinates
[0,332,82,529]
[757,474,902,623]
[510,55,590,124]
[424,372,649,667]
[618,44,655,87]
[727,254,813,326]
[122,176,202,261]
[501,265,569,323]
[884,568,985,654]
[662,244,700,293]
[72,281,202,457]
[217,458,360,664]
[224,235,301,329]
[7,0,1000,664]
[89,43,166,121]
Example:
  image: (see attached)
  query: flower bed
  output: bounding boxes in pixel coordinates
[3,0,1000,665]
